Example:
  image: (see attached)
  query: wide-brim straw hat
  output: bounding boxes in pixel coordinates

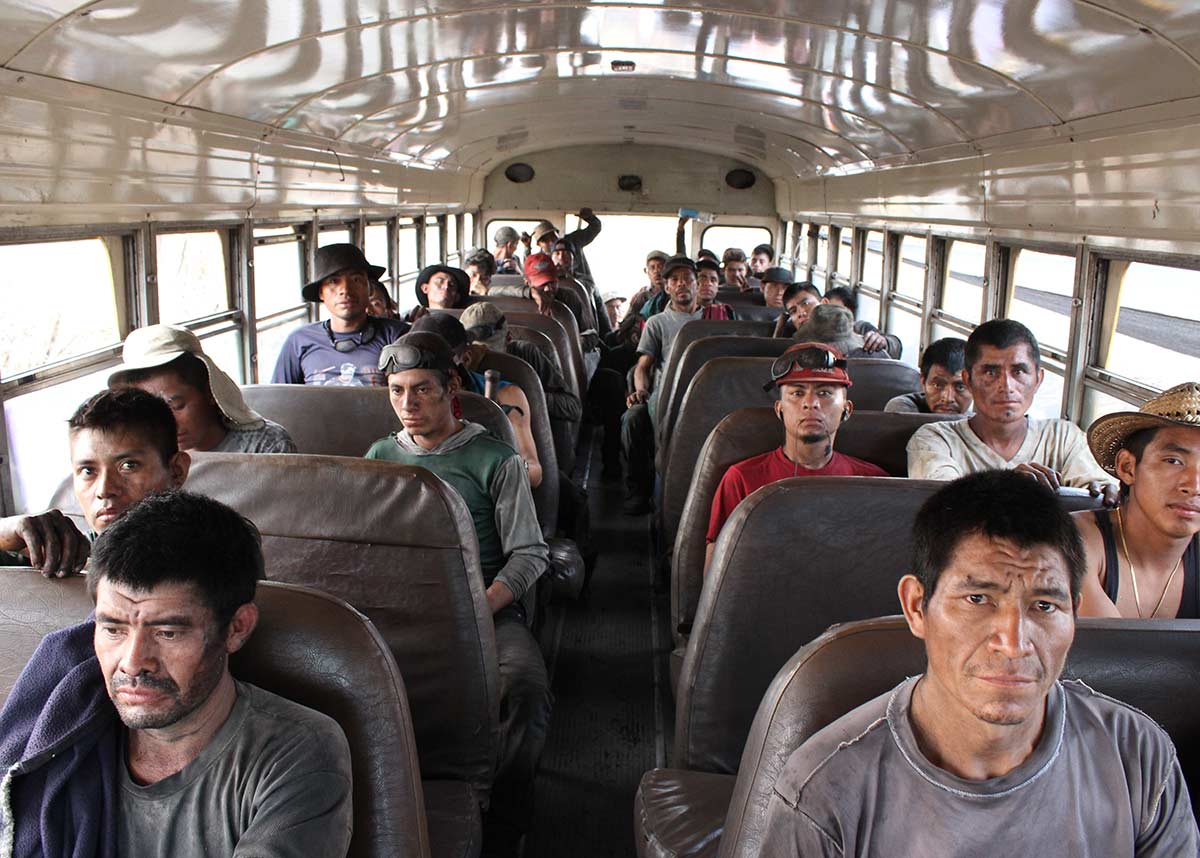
[1088,382,1200,475]
[109,325,264,430]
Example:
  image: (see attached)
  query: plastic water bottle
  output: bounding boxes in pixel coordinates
[678,208,716,225]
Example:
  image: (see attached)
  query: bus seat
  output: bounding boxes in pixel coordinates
[508,327,562,372]
[183,453,502,812]
[481,297,588,396]
[0,570,443,858]
[668,409,961,684]
[845,358,922,410]
[239,386,517,457]
[716,616,1200,858]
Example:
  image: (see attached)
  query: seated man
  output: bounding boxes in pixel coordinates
[603,292,626,329]
[759,266,794,320]
[549,239,601,337]
[410,313,544,488]
[411,262,470,314]
[0,490,353,856]
[721,248,756,293]
[908,319,1117,503]
[628,250,668,317]
[493,225,522,274]
[622,255,703,514]
[525,208,601,284]
[750,243,774,276]
[364,332,550,855]
[0,389,189,577]
[367,278,400,318]
[885,336,972,415]
[465,247,496,296]
[761,470,1198,855]
[781,282,897,354]
[1077,382,1200,619]
[704,343,887,571]
[110,324,296,453]
[272,243,408,385]
[793,304,895,358]
[696,258,736,320]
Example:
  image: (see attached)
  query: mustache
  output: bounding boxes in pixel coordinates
[111,672,179,694]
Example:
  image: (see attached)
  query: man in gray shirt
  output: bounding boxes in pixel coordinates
[93,491,352,857]
[761,470,1197,856]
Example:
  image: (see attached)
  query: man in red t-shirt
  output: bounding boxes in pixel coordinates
[704,342,889,573]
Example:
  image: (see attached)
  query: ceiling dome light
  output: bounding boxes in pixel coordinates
[725,168,757,190]
[611,60,636,72]
[504,163,535,183]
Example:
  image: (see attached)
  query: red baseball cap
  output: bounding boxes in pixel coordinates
[525,253,557,288]
[766,342,853,389]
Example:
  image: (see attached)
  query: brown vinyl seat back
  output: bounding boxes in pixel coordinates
[655,337,790,471]
[478,350,558,536]
[676,477,1103,776]
[842,358,921,410]
[719,616,1200,858]
[508,327,562,371]
[506,312,583,402]
[183,453,501,799]
[0,571,432,858]
[481,297,587,398]
[240,385,516,456]
[670,409,960,646]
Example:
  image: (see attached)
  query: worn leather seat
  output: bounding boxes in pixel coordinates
[240,385,516,457]
[658,357,924,579]
[0,570,443,858]
[483,296,588,397]
[668,409,960,688]
[655,321,774,427]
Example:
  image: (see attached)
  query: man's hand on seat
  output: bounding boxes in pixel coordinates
[862,330,888,353]
[1014,462,1062,492]
[0,510,89,578]
[1087,480,1121,508]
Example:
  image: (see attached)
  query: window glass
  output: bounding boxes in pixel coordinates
[446,215,459,258]
[791,222,807,275]
[318,228,351,248]
[861,231,885,292]
[252,235,304,317]
[0,238,122,379]
[1008,248,1075,353]
[835,229,853,281]
[931,321,972,345]
[4,366,111,512]
[424,217,441,264]
[255,317,305,382]
[155,231,230,324]
[700,225,772,263]
[365,223,390,275]
[1098,260,1200,391]
[198,329,243,384]
[811,268,827,291]
[942,240,986,324]
[858,292,881,328]
[886,305,922,368]
[253,226,297,238]
[486,219,542,254]
[557,214,677,298]
[1081,387,1139,428]
[896,235,927,299]
[1028,367,1066,420]
[398,223,419,275]
[814,225,829,271]
[463,212,476,249]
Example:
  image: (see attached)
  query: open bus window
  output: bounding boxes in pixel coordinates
[0,237,123,380]
[886,304,922,369]
[701,224,772,269]
[252,230,305,318]
[365,223,390,275]
[834,228,853,283]
[1007,248,1075,355]
[565,214,677,297]
[446,214,459,260]
[1095,260,1200,392]
[895,235,927,299]
[463,212,475,249]
[424,217,441,265]
[1082,387,1139,428]
[155,231,231,325]
[942,240,986,324]
[398,219,420,276]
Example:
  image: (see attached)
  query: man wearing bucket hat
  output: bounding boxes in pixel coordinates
[413,262,470,312]
[110,325,295,453]
[1074,382,1200,619]
[703,343,888,573]
[271,243,409,386]
[791,303,885,358]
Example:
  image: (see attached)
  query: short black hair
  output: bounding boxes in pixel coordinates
[965,319,1041,373]
[89,490,263,630]
[783,281,821,304]
[697,249,719,263]
[112,353,211,397]
[752,243,775,261]
[911,470,1086,606]
[722,248,747,264]
[465,248,496,279]
[823,286,858,316]
[69,389,178,465]
[920,337,967,379]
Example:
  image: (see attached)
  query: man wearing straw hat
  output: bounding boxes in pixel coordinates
[110,325,296,454]
[1075,383,1200,619]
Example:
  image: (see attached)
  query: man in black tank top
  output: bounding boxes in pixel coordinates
[1075,383,1200,619]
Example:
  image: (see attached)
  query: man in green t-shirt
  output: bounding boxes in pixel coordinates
[364,331,550,857]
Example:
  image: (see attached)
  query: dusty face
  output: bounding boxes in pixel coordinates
[387,368,458,438]
[128,370,225,453]
[966,343,1043,424]
[70,428,186,533]
[465,264,490,295]
[785,290,820,326]
[762,279,788,308]
[646,258,665,291]
[696,268,720,304]
[923,364,973,414]
[421,272,460,309]
[319,270,370,325]
[93,578,229,730]
[605,299,625,328]
[367,284,392,318]
[552,248,574,276]
[666,268,697,311]
[908,533,1074,727]
[775,381,849,445]
[750,251,772,274]
[723,260,748,288]
[1118,425,1200,541]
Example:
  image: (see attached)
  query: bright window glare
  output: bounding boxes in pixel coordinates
[565,214,679,298]
[702,225,773,268]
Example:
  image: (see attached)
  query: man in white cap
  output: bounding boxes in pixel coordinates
[1076,382,1200,619]
[603,292,626,330]
[271,243,409,385]
[110,324,296,454]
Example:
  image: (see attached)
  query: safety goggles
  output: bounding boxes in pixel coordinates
[763,346,849,391]
[377,342,453,374]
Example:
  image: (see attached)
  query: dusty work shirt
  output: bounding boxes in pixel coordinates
[762,676,1197,857]
[117,681,353,858]
[907,416,1112,487]
[211,419,297,454]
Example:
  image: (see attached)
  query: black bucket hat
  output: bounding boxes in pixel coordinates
[302,244,386,302]
[415,264,470,307]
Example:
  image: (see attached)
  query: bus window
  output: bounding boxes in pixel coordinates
[463,212,476,249]
[1082,387,1140,428]
[941,240,986,324]
[895,236,927,299]
[155,231,231,325]
[564,213,677,296]
[424,217,441,264]
[0,238,123,380]
[1095,260,1200,392]
[319,227,351,248]
[398,219,420,276]
[1029,367,1066,420]
[857,230,885,327]
[701,224,772,267]
[1007,248,1075,354]
[791,221,808,280]
[365,223,390,274]
[446,214,459,261]
[886,303,922,368]
[254,316,305,383]
[834,229,853,284]
[812,225,829,290]
[252,228,304,317]
[199,329,244,384]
